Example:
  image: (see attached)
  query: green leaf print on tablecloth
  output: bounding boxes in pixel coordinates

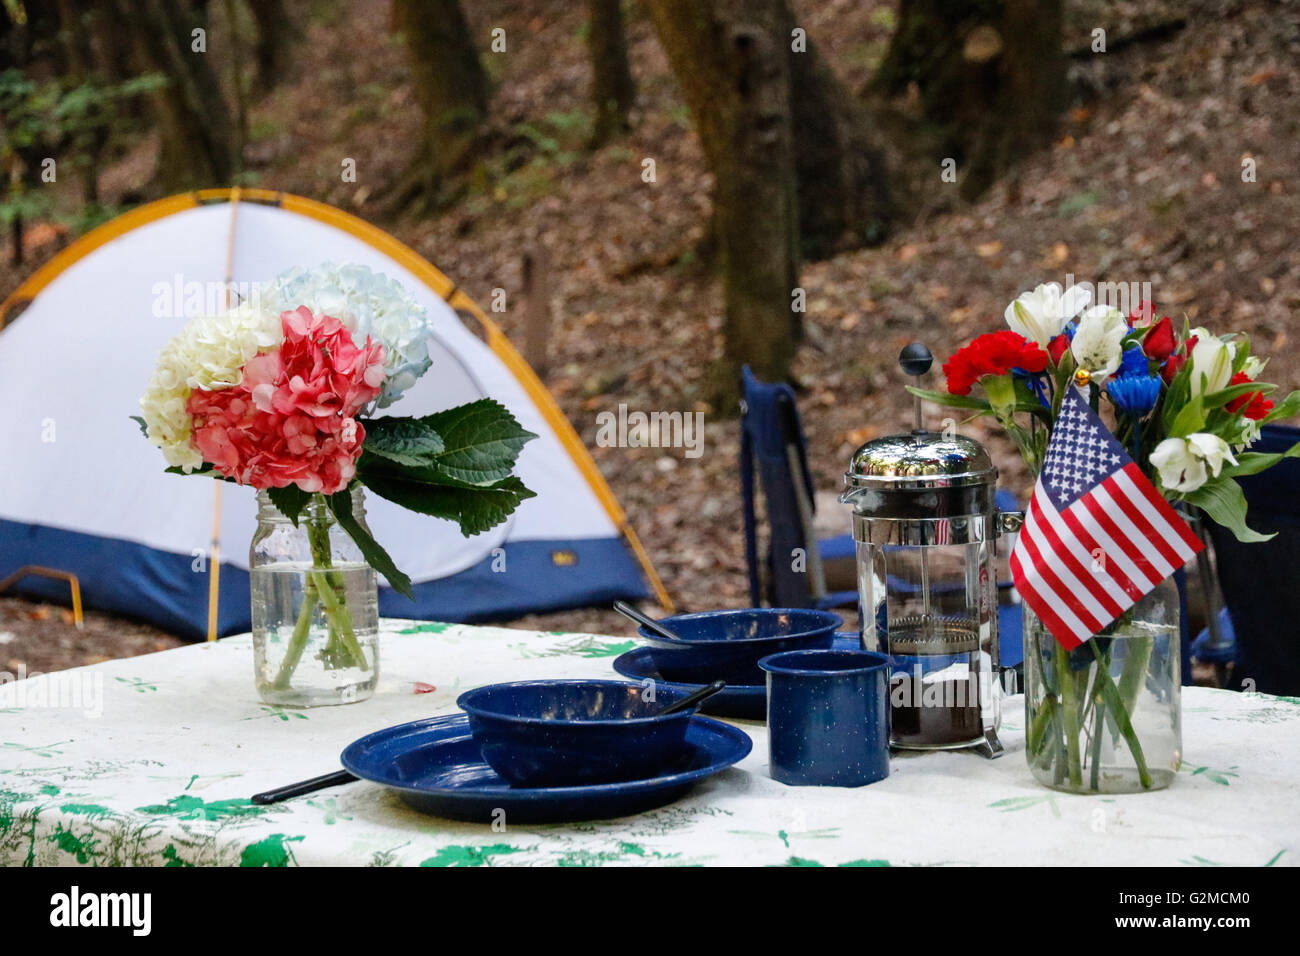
[240,833,305,867]
[1,740,72,758]
[136,795,268,822]
[554,841,680,866]
[419,843,529,867]
[242,706,309,722]
[778,856,892,867]
[398,621,455,635]
[510,636,638,659]
[115,677,158,693]
[989,795,1062,817]
[304,797,352,824]
[1184,765,1239,786]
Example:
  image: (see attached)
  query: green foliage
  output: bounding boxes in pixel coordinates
[267,486,312,526]
[1182,478,1273,544]
[356,399,538,536]
[326,488,413,599]
[361,417,446,466]
[0,67,165,227]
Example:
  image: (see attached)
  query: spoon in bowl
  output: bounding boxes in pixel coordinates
[657,679,727,716]
[614,600,684,642]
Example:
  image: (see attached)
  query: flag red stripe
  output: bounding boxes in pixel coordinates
[1072,490,1157,597]
[1029,495,1125,620]
[1016,516,1100,639]
[1058,502,1145,603]
[1102,476,1183,571]
[1032,490,1134,611]
[1010,547,1084,650]
[1081,493,1164,588]
[1021,520,1105,636]
[1118,462,1205,556]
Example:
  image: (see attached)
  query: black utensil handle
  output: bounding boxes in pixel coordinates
[659,680,727,715]
[251,769,357,805]
[614,600,680,641]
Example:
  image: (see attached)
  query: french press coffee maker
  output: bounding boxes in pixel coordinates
[839,345,1022,758]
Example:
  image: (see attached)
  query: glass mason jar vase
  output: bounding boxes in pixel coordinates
[1023,577,1181,794]
[250,488,379,707]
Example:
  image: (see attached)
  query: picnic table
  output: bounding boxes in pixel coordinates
[1,619,1296,867]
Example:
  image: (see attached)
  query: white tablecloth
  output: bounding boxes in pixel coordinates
[1,620,1296,866]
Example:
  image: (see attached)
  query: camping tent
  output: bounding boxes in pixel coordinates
[0,188,668,639]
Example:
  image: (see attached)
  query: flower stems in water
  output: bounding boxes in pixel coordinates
[269,495,369,691]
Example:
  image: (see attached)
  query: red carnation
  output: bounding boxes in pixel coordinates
[1225,371,1274,421]
[944,330,1048,396]
[1142,316,1176,363]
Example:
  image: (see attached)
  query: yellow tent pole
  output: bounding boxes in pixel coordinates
[206,187,243,641]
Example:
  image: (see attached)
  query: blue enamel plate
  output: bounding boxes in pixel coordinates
[340,712,752,823]
[612,631,862,720]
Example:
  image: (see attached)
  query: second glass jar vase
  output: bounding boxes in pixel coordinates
[250,488,379,707]
[1023,577,1181,794]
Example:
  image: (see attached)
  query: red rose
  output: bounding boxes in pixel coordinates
[1161,334,1198,385]
[1048,333,1071,364]
[1225,371,1274,421]
[943,330,1048,396]
[1128,300,1157,328]
[1142,316,1176,363]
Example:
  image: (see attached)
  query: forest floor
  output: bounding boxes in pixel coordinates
[1,0,1294,678]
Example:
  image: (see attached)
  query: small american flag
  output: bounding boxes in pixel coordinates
[1010,387,1203,649]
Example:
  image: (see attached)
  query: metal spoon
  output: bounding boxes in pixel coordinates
[614,600,684,642]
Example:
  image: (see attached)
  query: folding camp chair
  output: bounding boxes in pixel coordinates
[1202,424,1300,695]
[740,366,856,610]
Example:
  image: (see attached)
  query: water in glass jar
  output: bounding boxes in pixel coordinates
[251,561,379,707]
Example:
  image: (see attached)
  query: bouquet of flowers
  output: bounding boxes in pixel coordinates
[135,263,535,697]
[914,284,1299,539]
[912,282,1299,792]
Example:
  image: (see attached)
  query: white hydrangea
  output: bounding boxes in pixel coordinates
[139,300,282,471]
[264,263,433,407]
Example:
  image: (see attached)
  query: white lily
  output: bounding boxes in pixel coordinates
[1150,433,1238,494]
[1070,305,1128,383]
[1187,327,1236,399]
[1004,282,1092,347]
[1187,433,1237,476]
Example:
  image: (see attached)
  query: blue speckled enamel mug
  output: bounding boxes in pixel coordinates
[758,649,890,787]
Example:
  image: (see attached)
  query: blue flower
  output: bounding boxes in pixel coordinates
[1109,347,1161,416]
[1118,345,1151,379]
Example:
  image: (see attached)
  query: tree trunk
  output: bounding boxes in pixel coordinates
[872,0,1065,199]
[645,0,799,392]
[247,0,295,89]
[120,0,236,191]
[389,0,491,214]
[586,0,636,147]
[783,8,892,257]
[55,0,105,205]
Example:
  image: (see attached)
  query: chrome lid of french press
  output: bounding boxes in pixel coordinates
[838,345,1008,542]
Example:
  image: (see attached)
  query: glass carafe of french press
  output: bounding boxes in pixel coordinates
[839,345,1022,758]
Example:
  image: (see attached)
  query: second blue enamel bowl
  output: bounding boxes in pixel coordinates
[637,608,842,683]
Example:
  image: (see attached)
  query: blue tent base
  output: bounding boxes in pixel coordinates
[1,520,649,641]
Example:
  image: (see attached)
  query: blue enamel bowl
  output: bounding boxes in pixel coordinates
[637,608,842,683]
[457,679,698,787]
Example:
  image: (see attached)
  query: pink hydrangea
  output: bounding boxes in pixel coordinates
[188,307,386,494]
